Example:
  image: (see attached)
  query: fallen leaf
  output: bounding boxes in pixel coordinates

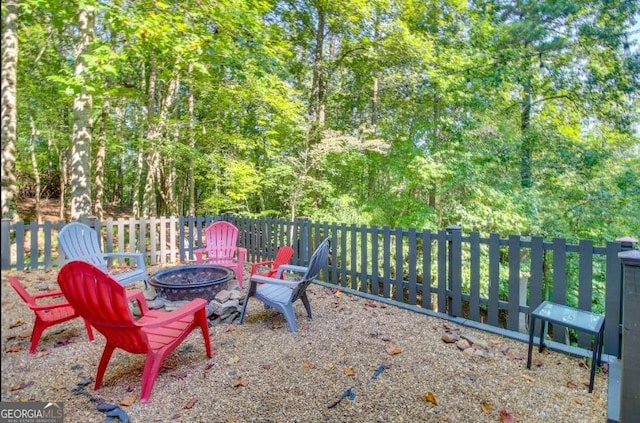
[575,397,585,405]
[5,345,22,353]
[224,325,236,333]
[262,363,272,370]
[481,401,493,413]
[184,399,197,409]
[386,345,402,355]
[302,361,315,369]
[500,409,517,423]
[334,291,343,298]
[343,367,355,377]
[173,371,189,380]
[520,373,535,382]
[566,381,578,389]
[204,362,215,371]
[9,382,33,391]
[422,391,438,405]
[35,350,50,358]
[227,356,240,365]
[9,319,24,329]
[532,358,543,367]
[324,362,335,370]
[120,393,138,406]
[231,376,248,388]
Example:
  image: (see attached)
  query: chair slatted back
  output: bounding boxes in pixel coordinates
[58,261,149,354]
[204,221,239,260]
[290,238,330,304]
[58,222,107,269]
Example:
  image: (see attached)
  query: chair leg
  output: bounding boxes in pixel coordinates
[29,318,48,354]
[300,293,313,319]
[196,310,213,358]
[95,344,117,390]
[83,320,95,342]
[140,352,165,403]
[282,305,298,332]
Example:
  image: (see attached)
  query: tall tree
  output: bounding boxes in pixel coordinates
[70,4,95,220]
[1,0,19,220]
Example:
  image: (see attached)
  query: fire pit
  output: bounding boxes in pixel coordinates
[150,265,235,302]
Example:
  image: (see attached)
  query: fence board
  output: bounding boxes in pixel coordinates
[507,235,521,332]
[469,232,481,322]
[395,227,404,303]
[361,225,368,293]
[437,229,447,314]
[371,226,380,296]
[488,233,500,327]
[407,228,417,305]
[383,226,391,298]
[421,230,432,310]
[449,228,462,317]
[552,238,568,344]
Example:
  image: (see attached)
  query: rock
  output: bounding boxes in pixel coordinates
[462,347,475,357]
[143,287,157,301]
[456,339,471,350]
[441,333,459,343]
[215,290,233,303]
[145,299,166,310]
[164,300,191,312]
[229,290,243,301]
[207,299,240,317]
[461,333,489,349]
[473,349,487,358]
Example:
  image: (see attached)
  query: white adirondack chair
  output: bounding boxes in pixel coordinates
[57,222,149,287]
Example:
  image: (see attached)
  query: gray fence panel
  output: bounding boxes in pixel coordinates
[507,235,520,331]
[469,232,481,322]
[407,228,417,305]
[577,239,594,348]
[421,230,432,310]
[488,233,500,327]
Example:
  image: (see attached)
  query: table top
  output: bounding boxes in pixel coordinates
[532,301,605,333]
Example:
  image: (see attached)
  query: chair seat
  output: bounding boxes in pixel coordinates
[255,284,293,306]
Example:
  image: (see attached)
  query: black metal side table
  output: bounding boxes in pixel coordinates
[526,301,605,393]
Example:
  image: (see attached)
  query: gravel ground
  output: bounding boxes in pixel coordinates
[2,267,608,423]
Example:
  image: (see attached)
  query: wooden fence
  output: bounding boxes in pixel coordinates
[1,215,634,357]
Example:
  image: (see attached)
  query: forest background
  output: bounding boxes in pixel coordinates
[2,0,639,245]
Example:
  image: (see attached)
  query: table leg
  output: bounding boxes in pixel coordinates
[538,318,546,353]
[527,315,536,369]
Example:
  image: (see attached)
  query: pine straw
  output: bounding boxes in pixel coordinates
[2,267,607,422]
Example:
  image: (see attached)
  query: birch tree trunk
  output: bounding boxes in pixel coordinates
[70,6,94,220]
[1,0,19,220]
[309,5,325,144]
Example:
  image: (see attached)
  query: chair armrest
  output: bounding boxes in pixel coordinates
[138,298,207,328]
[237,247,247,262]
[274,264,309,279]
[193,247,207,264]
[32,290,66,300]
[250,274,302,288]
[30,300,73,311]
[103,252,146,268]
[251,260,275,275]
[127,290,150,315]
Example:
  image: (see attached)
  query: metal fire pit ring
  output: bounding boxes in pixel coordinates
[150,265,235,302]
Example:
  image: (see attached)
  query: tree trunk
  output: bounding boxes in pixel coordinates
[113,102,124,206]
[142,61,180,217]
[188,62,196,216]
[28,116,41,223]
[520,81,532,189]
[70,6,95,220]
[309,5,326,144]
[1,0,19,221]
[93,98,108,220]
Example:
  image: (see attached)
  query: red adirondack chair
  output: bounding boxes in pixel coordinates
[250,245,295,279]
[57,260,212,404]
[193,221,247,287]
[7,277,94,354]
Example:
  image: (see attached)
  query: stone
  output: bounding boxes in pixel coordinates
[229,290,243,301]
[462,347,475,357]
[207,299,240,317]
[145,299,166,310]
[456,339,471,350]
[215,290,233,303]
[441,333,459,343]
[143,287,157,301]
[164,300,191,312]
[461,333,489,349]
